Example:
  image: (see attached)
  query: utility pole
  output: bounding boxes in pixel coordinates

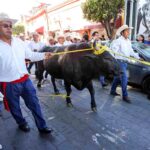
[132,0,139,40]
[124,0,128,24]
[45,5,50,35]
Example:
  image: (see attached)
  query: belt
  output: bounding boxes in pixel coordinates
[0,74,29,111]
[11,74,29,83]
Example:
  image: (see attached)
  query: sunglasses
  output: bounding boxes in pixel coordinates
[0,24,12,29]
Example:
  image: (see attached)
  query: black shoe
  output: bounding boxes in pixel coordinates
[102,83,108,87]
[0,111,2,117]
[147,95,150,100]
[110,92,120,96]
[19,123,30,132]
[38,127,53,134]
[123,96,131,103]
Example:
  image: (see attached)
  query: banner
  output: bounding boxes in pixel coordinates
[137,0,150,40]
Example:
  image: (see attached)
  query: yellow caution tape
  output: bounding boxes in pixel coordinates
[50,94,70,99]
[50,43,150,67]
[38,94,70,100]
[52,48,93,55]
[91,43,150,66]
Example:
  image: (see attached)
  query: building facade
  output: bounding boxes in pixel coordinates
[25,0,109,40]
[125,0,150,40]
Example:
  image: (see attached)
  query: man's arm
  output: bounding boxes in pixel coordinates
[25,45,52,62]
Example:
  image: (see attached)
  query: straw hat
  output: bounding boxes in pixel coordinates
[116,25,133,36]
[65,33,72,38]
[19,33,24,37]
[57,34,65,39]
[0,13,17,24]
[48,36,54,41]
[32,32,39,36]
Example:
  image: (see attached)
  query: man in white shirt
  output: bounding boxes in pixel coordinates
[110,25,140,103]
[0,14,53,133]
[64,33,72,45]
[48,36,56,47]
[27,32,45,74]
[55,34,65,46]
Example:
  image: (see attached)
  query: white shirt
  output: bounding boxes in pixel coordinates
[111,36,140,61]
[55,43,64,47]
[64,41,72,45]
[28,40,45,52]
[0,37,45,82]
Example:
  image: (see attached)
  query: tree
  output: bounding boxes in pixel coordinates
[12,25,25,35]
[82,0,124,39]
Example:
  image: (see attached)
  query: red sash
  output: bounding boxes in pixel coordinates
[0,74,29,111]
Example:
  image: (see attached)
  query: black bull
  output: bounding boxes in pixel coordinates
[37,43,119,111]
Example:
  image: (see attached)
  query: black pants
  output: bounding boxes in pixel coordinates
[28,62,38,73]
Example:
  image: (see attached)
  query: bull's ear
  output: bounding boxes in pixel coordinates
[89,41,96,50]
[90,41,101,51]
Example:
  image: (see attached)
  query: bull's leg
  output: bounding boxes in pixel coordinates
[87,81,97,111]
[64,81,73,107]
[37,62,44,88]
[37,70,44,88]
[51,76,59,94]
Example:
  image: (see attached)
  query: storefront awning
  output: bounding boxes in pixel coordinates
[36,26,44,34]
[84,23,102,29]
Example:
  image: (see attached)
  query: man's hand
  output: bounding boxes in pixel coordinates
[44,52,53,59]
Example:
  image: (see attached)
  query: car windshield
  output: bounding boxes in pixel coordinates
[132,42,150,57]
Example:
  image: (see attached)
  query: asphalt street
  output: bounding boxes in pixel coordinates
[0,75,150,150]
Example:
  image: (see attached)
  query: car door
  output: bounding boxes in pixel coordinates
[126,48,144,85]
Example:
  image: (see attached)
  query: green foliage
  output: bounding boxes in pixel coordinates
[82,0,124,38]
[12,25,25,35]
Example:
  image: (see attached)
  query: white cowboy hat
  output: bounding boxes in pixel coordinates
[57,34,65,39]
[116,24,133,36]
[19,33,24,37]
[48,36,54,40]
[0,13,17,24]
[65,33,72,38]
[32,32,39,36]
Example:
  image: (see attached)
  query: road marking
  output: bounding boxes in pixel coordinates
[0,144,2,149]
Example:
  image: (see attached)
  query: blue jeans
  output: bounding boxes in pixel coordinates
[0,101,2,112]
[99,76,105,85]
[5,78,47,129]
[110,60,128,97]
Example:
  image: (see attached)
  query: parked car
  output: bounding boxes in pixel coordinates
[126,42,150,93]
[103,40,150,93]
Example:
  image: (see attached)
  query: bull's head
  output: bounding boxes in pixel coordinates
[93,44,120,77]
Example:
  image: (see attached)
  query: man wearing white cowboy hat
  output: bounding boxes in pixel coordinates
[27,31,45,74]
[56,33,65,46]
[110,24,140,103]
[64,33,72,45]
[0,14,53,133]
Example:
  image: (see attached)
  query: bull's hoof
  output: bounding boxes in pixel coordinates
[55,90,60,95]
[37,83,41,88]
[92,107,97,112]
[67,103,73,107]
